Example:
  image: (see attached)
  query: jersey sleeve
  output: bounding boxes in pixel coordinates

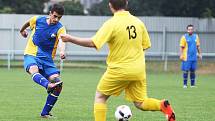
[29,16,37,30]
[92,20,113,50]
[180,36,186,47]
[142,23,151,50]
[196,35,200,46]
[57,26,66,37]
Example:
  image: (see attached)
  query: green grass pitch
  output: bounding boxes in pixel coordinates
[0,68,214,121]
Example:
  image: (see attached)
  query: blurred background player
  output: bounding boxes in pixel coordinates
[19,4,66,118]
[60,0,175,121]
[180,24,202,88]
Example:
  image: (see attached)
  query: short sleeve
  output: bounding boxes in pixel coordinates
[196,35,200,46]
[57,26,66,37]
[180,36,186,47]
[29,16,37,30]
[142,23,151,50]
[92,20,113,50]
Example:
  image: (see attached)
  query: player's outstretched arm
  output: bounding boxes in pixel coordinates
[58,38,66,59]
[60,34,96,48]
[20,21,30,38]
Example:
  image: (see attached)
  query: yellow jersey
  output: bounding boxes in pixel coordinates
[92,11,151,80]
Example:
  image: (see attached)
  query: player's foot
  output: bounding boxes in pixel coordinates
[160,100,176,121]
[183,85,187,88]
[47,81,63,94]
[40,113,56,119]
[190,85,196,88]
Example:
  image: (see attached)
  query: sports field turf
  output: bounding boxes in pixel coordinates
[0,67,214,121]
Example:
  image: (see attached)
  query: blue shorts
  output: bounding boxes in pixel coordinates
[24,55,60,79]
[181,61,197,71]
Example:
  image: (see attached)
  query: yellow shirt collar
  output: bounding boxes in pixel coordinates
[114,11,130,16]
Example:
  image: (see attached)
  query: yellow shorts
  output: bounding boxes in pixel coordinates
[97,70,148,102]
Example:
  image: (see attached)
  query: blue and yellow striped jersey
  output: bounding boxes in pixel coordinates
[24,16,66,59]
[180,33,200,61]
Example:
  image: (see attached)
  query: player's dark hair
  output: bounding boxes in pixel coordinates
[109,0,128,10]
[51,4,65,15]
[187,24,194,29]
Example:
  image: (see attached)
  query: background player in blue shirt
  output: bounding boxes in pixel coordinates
[180,24,202,88]
[20,4,66,118]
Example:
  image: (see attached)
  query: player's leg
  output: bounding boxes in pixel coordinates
[94,72,128,121]
[190,61,197,87]
[24,55,50,88]
[94,91,110,121]
[190,71,196,87]
[126,80,161,111]
[181,61,189,88]
[126,80,175,121]
[134,100,175,121]
[134,99,161,111]
[183,71,188,88]
[39,59,63,118]
[41,74,63,117]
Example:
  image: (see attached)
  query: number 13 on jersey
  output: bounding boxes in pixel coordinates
[126,25,137,40]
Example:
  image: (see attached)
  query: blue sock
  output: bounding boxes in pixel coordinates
[190,71,196,86]
[32,73,49,88]
[41,94,58,116]
[183,71,188,86]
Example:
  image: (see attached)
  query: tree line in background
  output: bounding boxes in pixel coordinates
[0,0,84,15]
[0,0,214,18]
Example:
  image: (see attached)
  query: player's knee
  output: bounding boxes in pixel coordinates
[29,65,39,74]
[94,91,109,103]
[49,74,60,82]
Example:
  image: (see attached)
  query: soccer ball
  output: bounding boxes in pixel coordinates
[115,105,132,121]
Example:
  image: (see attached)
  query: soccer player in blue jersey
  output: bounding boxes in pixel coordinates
[180,24,202,88]
[19,4,66,118]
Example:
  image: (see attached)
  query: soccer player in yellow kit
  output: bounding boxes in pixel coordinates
[60,0,175,121]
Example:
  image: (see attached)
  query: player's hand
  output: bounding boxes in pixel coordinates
[60,51,66,59]
[60,34,72,42]
[20,30,28,38]
[179,55,184,60]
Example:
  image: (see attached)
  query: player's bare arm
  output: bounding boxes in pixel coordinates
[179,47,184,60]
[58,38,66,59]
[197,46,202,60]
[20,21,30,38]
[60,34,96,48]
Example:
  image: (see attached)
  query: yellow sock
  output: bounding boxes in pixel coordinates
[141,98,161,111]
[94,103,107,121]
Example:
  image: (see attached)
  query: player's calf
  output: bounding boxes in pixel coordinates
[32,73,50,88]
[190,71,196,86]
